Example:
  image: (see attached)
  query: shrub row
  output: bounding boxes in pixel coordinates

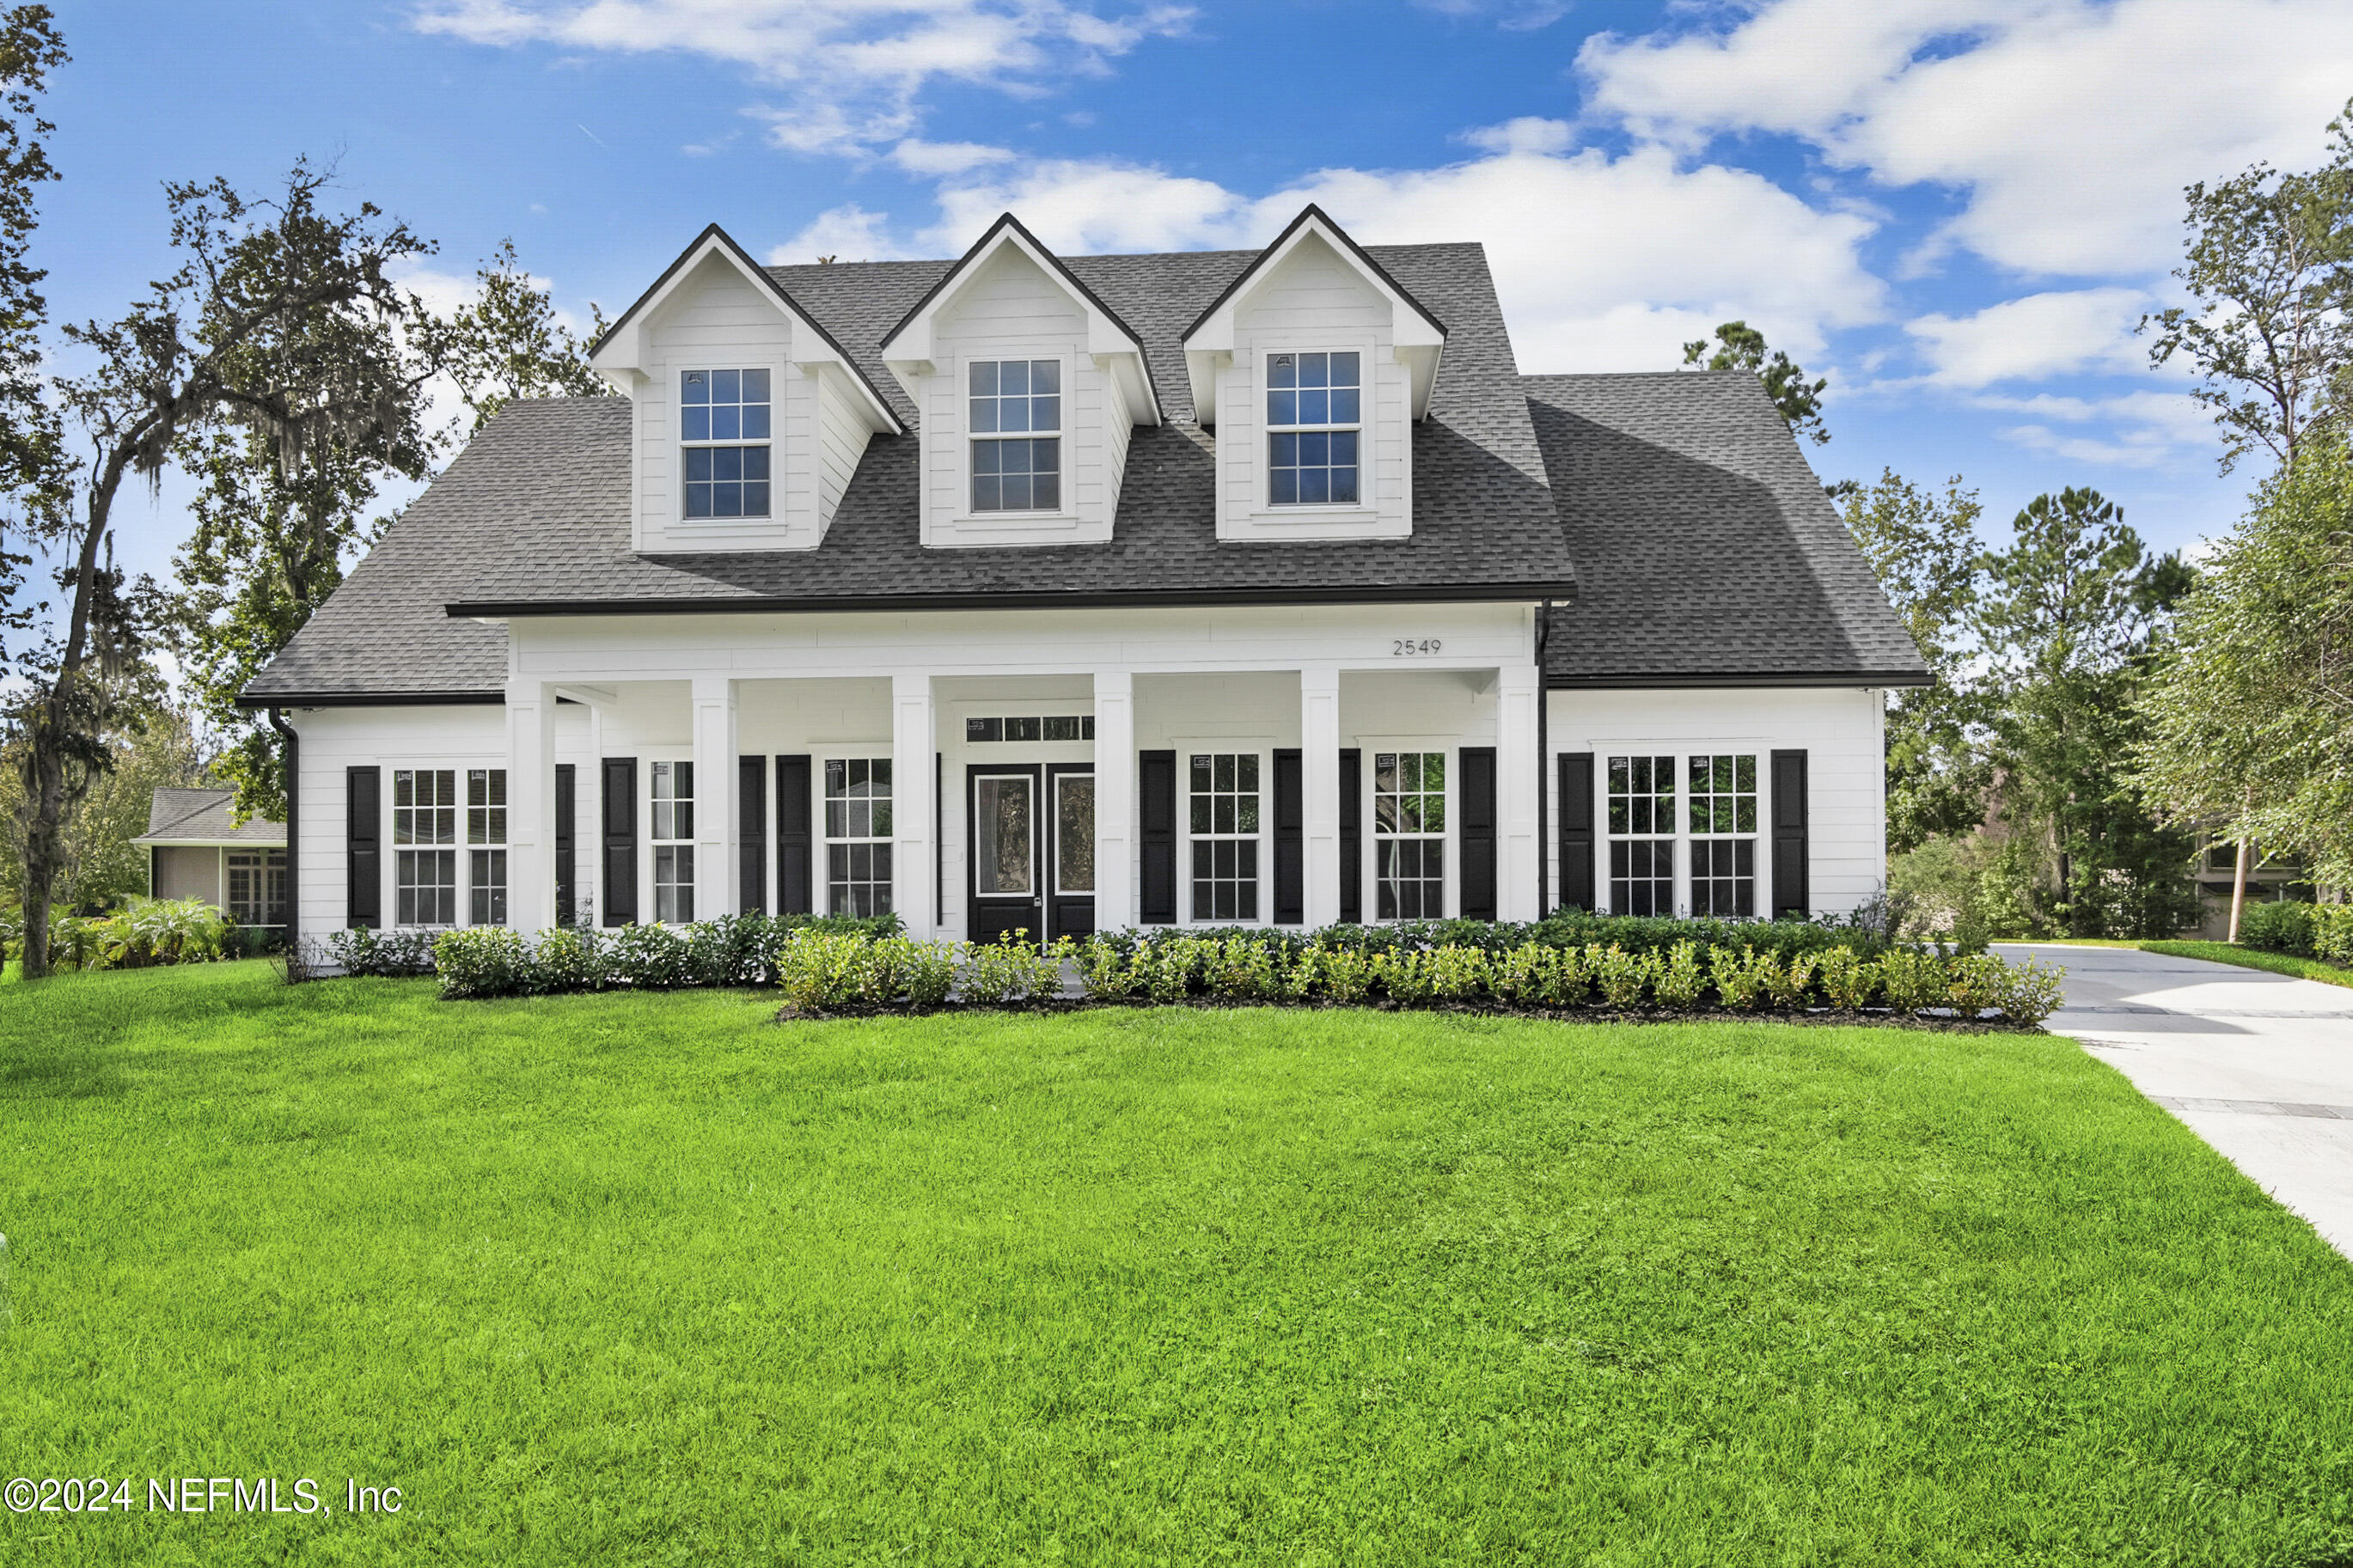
[407,917,2065,1025]
[2240,900,2353,966]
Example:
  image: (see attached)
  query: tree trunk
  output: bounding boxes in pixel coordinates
[2228,833,2252,944]
[17,739,65,978]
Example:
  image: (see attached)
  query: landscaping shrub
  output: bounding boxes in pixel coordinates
[434,927,534,1000]
[2314,905,2353,967]
[330,925,438,977]
[1994,957,2069,1027]
[1879,950,1947,1013]
[1710,944,1776,1010]
[1819,948,1879,1010]
[1593,945,1653,1009]
[1943,954,2008,1021]
[1653,941,1706,1008]
[2240,900,2317,957]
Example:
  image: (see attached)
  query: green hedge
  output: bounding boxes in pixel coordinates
[2240,900,2353,965]
[406,916,2066,1026]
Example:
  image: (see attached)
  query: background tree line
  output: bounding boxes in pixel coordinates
[0,6,606,976]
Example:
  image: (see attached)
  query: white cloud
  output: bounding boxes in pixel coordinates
[1578,0,2353,276]
[769,204,916,265]
[889,138,1017,176]
[1905,287,2149,387]
[414,0,1195,156]
[1987,388,2212,468]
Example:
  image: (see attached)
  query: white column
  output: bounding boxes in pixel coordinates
[1092,670,1135,931]
[504,678,555,931]
[1300,668,1342,929]
[692,675,737,920]
[891,673,938,938]
[1496,662,1542,920]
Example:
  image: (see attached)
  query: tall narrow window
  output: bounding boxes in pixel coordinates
[1607,754,1676,916]
[1189,752,1259,921]
[824,758,894,917]
[681,368,771,519]
[394,768,458,925]
[469,767,509,926]
[651,760,695,924]
[1374,751,1445,919]
[970,359,1060,511]
[1268,351,1360,505]
[1688,753,1757,918]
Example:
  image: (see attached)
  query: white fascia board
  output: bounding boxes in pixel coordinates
[588,229,899,435]
[1183,211,1445,423]
[879,222,1161,425]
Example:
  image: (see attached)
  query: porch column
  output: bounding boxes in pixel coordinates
[504,677,556,931]
[692,675,737,920]
[1497,662,1542,920]
[1300,668,1342,929]
[891,673,938,938]
[1093,670,1134,930]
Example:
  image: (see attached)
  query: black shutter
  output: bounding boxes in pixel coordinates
[739,755,768,915]
[775,755,813,916]
[1558,753,1595,913]
[1339,748,1361,924]
[1460,746,1497,921]
[1771,749,1810,919]
[1140,749,1176,924]
[1272,747,1304,925]
[602,757,637,926]
[554,764,577,927]
[345,766,380,929]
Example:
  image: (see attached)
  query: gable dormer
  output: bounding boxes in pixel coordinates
[880,214,1161,549]
[1183,206,1445,543]
[590,225,901,555]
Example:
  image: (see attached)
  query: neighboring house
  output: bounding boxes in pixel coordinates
[2188,834,2314,940]
[239,206,1927,947]
[132,787,289,928]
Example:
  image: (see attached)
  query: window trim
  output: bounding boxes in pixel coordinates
[822,754,895,918]
[388,766,461,929]
[1586,742,1775,918]
[1262,348,1365,510]
[1250,338,1376,519]
[676,364,776,524]
[1177,741,1270,925]
[1686,752,1760,919]
[960,352,1073,520]
[649,759,696,925]
[1363,741,1454,923]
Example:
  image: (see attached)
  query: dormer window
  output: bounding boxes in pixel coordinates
[681,368,771,519]
[1268,351,1360,505]
[969,358,1060,512]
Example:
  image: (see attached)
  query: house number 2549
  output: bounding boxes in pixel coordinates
[1391,638,1443,656]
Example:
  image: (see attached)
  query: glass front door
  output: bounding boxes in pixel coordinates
[1047,766,1096,943]
[969,768,1041,945]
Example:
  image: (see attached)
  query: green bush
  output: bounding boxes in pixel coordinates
[1819,949,1879,1010]
[1653,941,1706,1008]
[1994,958,2069,1027]
[1878,951,1947,1015]
[2313,905,2353,967]
[434,927,533,1000]
[2240,900,2316,957]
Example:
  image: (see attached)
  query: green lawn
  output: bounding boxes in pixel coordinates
[2018,937,2353,990]
[6,964,2353,1565]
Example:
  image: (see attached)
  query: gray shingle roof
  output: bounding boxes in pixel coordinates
[245,236,1922,705]
[133,787,284,845]
[1524,371,1928,687]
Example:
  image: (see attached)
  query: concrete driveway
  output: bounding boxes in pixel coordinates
[1997,943,2353,1256]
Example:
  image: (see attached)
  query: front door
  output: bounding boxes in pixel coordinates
[1045,763,1096,943]
[969,765,1042,945]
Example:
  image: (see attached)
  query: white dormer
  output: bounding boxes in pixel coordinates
[880,214,1161,549]
[1182,206,1445,543]
[590,225,902,554]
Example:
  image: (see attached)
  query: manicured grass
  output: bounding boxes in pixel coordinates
[2021,937,2353,990]
[6,964,2353,1565]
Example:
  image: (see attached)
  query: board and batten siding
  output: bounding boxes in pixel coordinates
[1213,231,1412,543]
[1544,686,1887,919]
[632,253,874,555]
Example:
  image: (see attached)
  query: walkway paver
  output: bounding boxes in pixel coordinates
[1997,943,2353,1257]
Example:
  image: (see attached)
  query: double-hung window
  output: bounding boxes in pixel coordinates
[681,369,771,519]
[393,769,458,925]
[969,359,1060,512]
[1267,351,1360,505]
[1189,752,1260,921]
[468,768,509,926]
[1687,754,1757,918]
[824,758,894,917]
[651,761,694,924]
[1607,755,1676,916]
[1374,751,1445,919]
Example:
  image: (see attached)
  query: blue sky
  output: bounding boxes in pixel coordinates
[35,0,2353,590]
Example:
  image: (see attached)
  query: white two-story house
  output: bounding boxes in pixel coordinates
[241,206,1928,947]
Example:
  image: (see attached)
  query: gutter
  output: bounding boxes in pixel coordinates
[444,580,1584,619]
[1535,598,1551,918]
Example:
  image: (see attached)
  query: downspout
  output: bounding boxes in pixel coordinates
[1534,599,1552,919]
[266,707,299,961]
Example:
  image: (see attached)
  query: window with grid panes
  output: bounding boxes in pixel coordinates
[681,369,771,518]
[1373,751,1446,919]
[651,760,694,924]
[824,758,894,917]
[393,769,458,925]
[1267,351,1360,505]
[226,851,286,927]
[1687,753,1757,918]
[468,768,509,925]
[969,359,1060,511]
[1607,754,1676,916]
[1188,752,1260,920]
